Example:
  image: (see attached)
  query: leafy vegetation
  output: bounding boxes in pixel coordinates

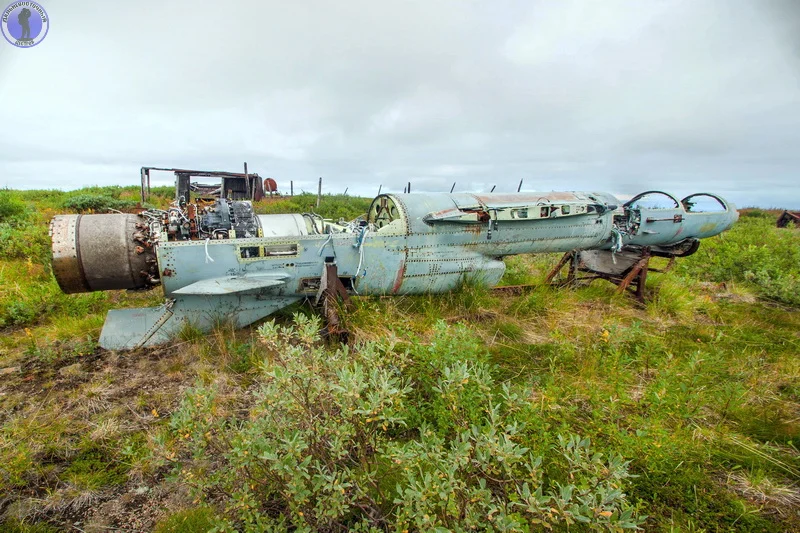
[256,192,372,222]
[676,209,800,306]
[162,315,642,531]
[0,190,28,222]
[0,193,798,531]
[59,194,139,213]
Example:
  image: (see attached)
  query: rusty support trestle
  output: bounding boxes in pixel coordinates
[545,247,655,303]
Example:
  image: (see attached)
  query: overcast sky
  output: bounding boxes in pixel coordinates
[0,0,798,207]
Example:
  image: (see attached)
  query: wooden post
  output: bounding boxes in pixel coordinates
[290,180,294,197]
[407,182,411,193]
[316,177,322,208]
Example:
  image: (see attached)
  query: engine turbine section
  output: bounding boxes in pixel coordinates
[50,214,159,294]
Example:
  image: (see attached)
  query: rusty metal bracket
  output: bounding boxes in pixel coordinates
[614,248,651,301]
[544,250,575,286]
[545,247,654,302]
[314,261,352,343]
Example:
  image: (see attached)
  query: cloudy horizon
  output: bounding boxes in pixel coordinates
[1,0,798,208]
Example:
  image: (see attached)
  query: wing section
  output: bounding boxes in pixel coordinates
[173,273,289,295]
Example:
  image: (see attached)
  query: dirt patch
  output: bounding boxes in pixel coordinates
[0,342,206,530]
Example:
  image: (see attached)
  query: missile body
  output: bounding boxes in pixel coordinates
[49,190,738,350]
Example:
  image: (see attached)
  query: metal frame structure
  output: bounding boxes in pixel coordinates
[139,165,266,204]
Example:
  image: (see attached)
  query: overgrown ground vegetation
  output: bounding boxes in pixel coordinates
[1,187,799,532]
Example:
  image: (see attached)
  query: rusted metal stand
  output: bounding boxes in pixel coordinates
[615,248,651,301]
[777,211,800,228]
[545,247,654,302]
[315,261,352,342]
[544,250,577,286]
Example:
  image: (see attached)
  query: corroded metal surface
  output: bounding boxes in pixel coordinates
[49,190,739,350]
[50,214,157,293]
[49,215,89,294]
[777,211,800,228]
[79,214,153,291]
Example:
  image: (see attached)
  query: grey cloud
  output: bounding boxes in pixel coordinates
[0,0,798,208]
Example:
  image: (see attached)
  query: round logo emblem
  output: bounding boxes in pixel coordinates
[2,1,49,48]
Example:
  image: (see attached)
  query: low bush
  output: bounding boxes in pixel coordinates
[164,314,644,531]
[257,193,372,222]
[0,190,28,222]
[677,214,800,306]
[0,220,50,262]
[60,194,138,213]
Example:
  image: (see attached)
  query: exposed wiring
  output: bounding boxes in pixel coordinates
[610,227,625,264]
[169,207,189,223]
[318,233,334,256]
[204,238,215,263]
[354,228,369,278]
[610,227,624,253]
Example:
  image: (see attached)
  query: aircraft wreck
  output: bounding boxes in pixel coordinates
[49,190,738,350]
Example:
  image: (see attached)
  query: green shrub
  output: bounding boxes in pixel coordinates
[0,190,28,222]
[0,220,50,261]
[404,320,493,434]
[164,314,643,531]
[60,194,137,213]
[257,193,371,222]
[677,216,800,306]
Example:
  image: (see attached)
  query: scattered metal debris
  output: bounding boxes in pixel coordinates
[139,164,266,203]
[777,211,800,228]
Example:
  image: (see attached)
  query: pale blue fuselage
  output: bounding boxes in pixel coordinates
[98,191,738,349]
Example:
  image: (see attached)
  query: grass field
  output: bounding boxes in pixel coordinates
[1,187,799,532]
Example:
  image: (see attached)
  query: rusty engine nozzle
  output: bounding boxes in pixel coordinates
[49,214,158,294]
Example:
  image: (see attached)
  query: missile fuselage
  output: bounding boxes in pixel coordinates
[49,190,738,350]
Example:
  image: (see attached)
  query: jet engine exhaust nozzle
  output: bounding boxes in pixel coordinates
[49,214,158,294]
